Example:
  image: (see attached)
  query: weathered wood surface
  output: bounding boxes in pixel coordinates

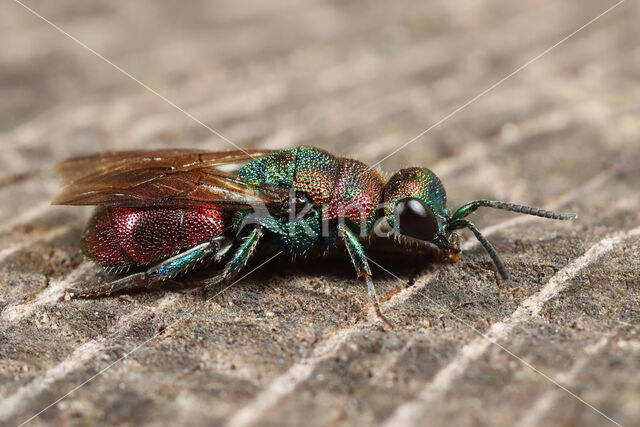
[1,0,639,426]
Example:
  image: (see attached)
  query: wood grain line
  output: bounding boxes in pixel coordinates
[515,336,610,427]
[382,226,639,427]
[0,294,180,425]
[1,261,93,323]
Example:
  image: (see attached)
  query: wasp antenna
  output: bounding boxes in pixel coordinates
[449,219,509,280]
[452,199,577,221]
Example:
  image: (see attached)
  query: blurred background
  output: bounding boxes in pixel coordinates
[1,1,639,426]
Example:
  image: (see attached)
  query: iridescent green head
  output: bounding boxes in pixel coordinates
[382,167,577,279]
[382,167,451,245]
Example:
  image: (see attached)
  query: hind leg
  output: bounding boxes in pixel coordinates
[70,236,233,298]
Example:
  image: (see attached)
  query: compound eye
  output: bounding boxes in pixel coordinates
[394,198,438,241]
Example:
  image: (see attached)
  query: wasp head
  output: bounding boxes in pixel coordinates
[382,167,459,258]
[382,167,577,279]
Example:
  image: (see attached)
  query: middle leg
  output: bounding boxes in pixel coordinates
[201,226,265,290]
[340,226,393,328]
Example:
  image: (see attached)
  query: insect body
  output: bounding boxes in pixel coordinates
[53,146,576,323]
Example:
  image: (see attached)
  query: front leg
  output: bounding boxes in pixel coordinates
[340,226,393,328]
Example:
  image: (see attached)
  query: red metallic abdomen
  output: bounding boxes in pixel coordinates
[82,205,225,267]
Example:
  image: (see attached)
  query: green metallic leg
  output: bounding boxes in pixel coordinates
[70,236,233,298]
[202,227,264,290]
[341,226,393,328]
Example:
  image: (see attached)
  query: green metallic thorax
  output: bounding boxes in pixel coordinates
[236,147,384,253]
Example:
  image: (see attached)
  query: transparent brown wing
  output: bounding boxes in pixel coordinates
[52,149,284,208]
[54,149,272,185]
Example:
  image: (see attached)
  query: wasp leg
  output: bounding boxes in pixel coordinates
[69,236,233,298]
[340,226,393,329]
[201,226,264,291]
